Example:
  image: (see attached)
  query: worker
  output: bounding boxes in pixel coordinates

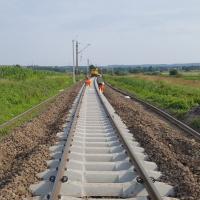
[85,76,91,87]
[97,75,105,93]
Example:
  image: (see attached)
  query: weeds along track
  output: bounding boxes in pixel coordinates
[30,78,178,200]
[106,83,200,141]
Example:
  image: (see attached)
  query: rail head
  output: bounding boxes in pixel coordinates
[106,82,200,141]
[49,84,86,200]
[95,79,163,200]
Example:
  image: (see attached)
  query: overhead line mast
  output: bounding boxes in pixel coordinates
[75,41,79,76]
[72,40,75,83]
[72,40,91,81]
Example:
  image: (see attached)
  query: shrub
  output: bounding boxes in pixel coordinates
[169,69,178,76]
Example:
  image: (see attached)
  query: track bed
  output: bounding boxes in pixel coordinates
[104,85,200,200]
[30,79,177,200]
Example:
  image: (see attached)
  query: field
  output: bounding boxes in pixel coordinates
[105,73,200,130]
[161,70,200,80]
[0,67,73,126]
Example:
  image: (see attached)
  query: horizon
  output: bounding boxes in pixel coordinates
[2,62,200,67]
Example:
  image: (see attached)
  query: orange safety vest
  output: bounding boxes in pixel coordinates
[85,79,91,86]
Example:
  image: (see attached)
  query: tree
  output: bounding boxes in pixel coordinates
[89,65,96,71]
[169,69,178,76]
[15,64,21,68]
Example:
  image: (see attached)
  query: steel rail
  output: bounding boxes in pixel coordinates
[42,80,173,199]
[95,80,163,200]
[0,88,68,130]
[106,82,200,141]
[49,85,86,200]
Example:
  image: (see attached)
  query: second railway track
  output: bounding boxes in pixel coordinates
[30,78,178,200]
[105,82,200,141]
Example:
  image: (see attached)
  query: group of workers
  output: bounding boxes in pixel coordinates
[85,75,105,93]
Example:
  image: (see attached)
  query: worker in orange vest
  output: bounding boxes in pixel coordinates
[99,82,105,93]
[85,76,91,87]
[97,75,105,93]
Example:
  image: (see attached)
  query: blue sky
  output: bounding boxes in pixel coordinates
[0,0,200,66]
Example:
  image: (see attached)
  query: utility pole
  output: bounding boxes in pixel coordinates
[75,41,79,77]
[72,40,75,83]
[74,40,91,79]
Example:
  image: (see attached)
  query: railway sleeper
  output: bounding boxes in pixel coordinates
[30,79,178,199]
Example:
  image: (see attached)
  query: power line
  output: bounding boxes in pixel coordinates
[74,40,91,76]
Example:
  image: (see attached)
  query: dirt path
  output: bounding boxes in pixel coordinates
[104,86,200,200]
[0,83,82,200]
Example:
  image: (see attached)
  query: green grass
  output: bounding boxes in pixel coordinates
[182,74,200,80]
[105,75,200,119]
[191,117,200,129]
[161,70,200,80]
[0,101,51,139]
[0,66,73,125]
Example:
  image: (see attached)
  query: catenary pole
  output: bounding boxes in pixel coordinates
[76,41,79,77]
[72,40,76,83]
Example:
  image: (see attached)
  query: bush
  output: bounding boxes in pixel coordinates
[169,69,178,76]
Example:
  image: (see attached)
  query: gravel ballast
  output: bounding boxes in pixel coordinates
[0,83,82,200]
[104,86,200,200]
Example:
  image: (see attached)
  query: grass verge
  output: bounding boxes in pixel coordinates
[105,75,200,130]
[0,99,53,139]
[0,66,74,137]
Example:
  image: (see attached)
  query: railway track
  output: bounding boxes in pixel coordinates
[30,78,178,200]
[106,82,200,141]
